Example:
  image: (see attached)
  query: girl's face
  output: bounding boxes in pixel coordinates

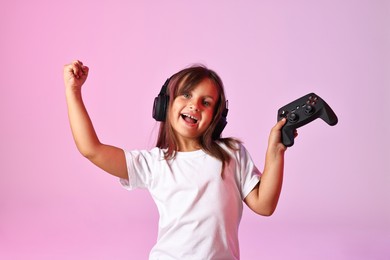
[168,78,219,150]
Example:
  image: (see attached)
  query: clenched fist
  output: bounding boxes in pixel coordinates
[63,60,89,91]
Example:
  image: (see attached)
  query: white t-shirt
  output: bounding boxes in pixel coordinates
[120,142,261,260]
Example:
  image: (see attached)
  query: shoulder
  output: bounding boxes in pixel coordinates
[123,147,166,163]
[216,139,247,155]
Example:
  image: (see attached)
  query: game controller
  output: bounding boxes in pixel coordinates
[277,93,338,147]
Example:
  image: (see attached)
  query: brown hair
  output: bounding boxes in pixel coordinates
[156,64,240,169]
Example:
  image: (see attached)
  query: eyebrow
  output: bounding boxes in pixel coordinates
[203,95,216,100]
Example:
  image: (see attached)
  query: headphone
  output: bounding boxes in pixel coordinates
[152,78,228,139]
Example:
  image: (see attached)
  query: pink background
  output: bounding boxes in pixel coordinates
[1,0,389,259]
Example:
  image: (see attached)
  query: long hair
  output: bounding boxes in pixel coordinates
[156,64,240,169]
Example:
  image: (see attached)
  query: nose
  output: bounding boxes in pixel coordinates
[189,99,200,111]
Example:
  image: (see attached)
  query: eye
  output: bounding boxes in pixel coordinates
[183,93,191,99]
[203,100,212,107]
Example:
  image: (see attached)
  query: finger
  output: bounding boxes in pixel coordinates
[73,60,83,66]
[72,62,83,78]
[70,60,86,78]
[274,117,287,130]
[81,65,89,75]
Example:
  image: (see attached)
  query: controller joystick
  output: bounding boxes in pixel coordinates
[288,113,299,123]
[304,105,314,115]
[277,92,338,147]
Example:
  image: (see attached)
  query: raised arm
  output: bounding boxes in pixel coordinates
[244,118,292,216]
[64,60,127,179]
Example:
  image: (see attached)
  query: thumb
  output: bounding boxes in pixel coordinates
[275,117,287,130]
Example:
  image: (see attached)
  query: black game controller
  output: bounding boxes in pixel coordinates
[277,93,338,147]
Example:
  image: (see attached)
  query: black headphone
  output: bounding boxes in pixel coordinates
[152,78,228,139]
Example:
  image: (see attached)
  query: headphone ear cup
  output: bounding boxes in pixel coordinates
[212,116,227,140]
[212,107,228,140]
[152,94,169,121]
[153,78,170,122]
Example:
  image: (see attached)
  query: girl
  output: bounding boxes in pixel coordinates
[64,60,292,260]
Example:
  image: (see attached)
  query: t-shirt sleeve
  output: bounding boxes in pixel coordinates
[119,149,157,190]
[238,144,261,199]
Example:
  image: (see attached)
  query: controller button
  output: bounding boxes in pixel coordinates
[279,110,288,118]
[288,113,299,123]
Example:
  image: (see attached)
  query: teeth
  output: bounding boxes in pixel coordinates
[182,113,199,121]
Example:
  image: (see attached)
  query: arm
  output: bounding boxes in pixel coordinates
[64,60,127,179]
[244,118,292,216]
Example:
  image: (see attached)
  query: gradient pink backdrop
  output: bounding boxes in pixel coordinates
[1,0,389,259]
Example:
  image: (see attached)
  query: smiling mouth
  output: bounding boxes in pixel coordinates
[181,113,199,124]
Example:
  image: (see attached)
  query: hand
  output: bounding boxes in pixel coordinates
[63,60,89,91]
[268,118,298,153]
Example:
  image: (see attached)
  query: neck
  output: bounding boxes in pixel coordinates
[177,138,201,152]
